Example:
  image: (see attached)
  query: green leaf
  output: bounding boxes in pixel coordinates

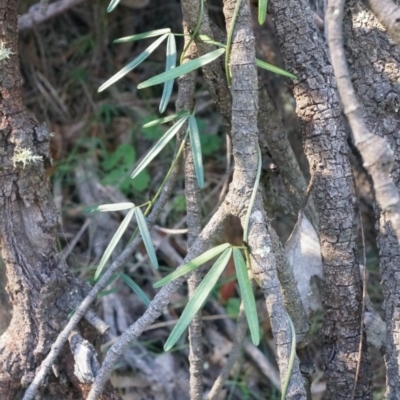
[201,134,222,156]
[258,0,268,25]
[159,34,177,113]
[99,33,169,92]
[244,145,262,242]
[131,115,189,179]
[164,247,233,351]
[129,169,151,192]
[154,243,231,288]
[107,0,120,12]
[138,48,225,89]
[281,315,296,400]
[84,202,135,213]
[135,207,158,269]
[188,115,204,188]
[120,273,151,306]
[95,207,136,280]
[233,248,260,346]
[143,111,190,128]
[199,35,226,48]
[114,28,171,43]
[256,59,297,80]
[102,144,136,171]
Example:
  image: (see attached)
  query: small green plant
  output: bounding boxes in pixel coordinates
[101,144,150,194]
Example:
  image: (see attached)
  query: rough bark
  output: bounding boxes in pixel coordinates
[362,0,400,46]
[269,0,373,398]
[0,1,119,399]
[180,0,232,133]
[176,33,204,399]
[328,0,400,244]
[222,0,306,398]
[342,1,400,397]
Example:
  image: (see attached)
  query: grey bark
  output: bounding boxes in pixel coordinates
[0,1,120,399]
[341,1,400,397]
[222,0,307,398]
[180,0,232,133]
[176,33,204,399]
[269,0,373,398]
[362,0,400,46]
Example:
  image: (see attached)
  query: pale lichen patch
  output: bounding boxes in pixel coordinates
[0,42,13,61]
[12,148,43,168]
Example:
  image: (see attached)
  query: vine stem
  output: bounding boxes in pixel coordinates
[180,0,204,65]
[225,0,242,86]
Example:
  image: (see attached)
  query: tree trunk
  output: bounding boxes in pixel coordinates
[344,1,400,397]
[0,1,119,398]
[269,0,373,398]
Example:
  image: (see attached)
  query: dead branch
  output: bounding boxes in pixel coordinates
[363,0,400,46]
[207,302,248,400]
[18,0,86,31]
[68,329,100,384]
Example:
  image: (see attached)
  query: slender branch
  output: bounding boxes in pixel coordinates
[222,0,307,397]
[84,309,110,335]
[207,300,281,390]
[362,0,400,46]
[176,32,205,399]
[327,0,400,243]
[269,227,310,344]
[22,162,180,400]
[207,302,248,400]
[85,204,230,400]
[180,0,232,134]
[18,0,87,31]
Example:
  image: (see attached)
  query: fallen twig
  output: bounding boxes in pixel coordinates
[18,0,87,31]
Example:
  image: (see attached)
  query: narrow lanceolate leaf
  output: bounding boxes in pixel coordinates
[143,110,190,128]
[107,0,120,12]
[154,243,231,288]
[95,207,136,280]
[159,34,177,113]
[99,33,169,92]
[258,0,268,25]
[244,146,262,242]
[114,28,171,43]
[135,207,158,269]
[188,115,204,188]
[199,35,226,48]
[86,202,135,213]
[233,248,260,346]
[138,48,225,89]
[120,273,151,306]
[281,315,296,400]
[131,115,189,179]
[164,247,233,351]
[256,59,297,80]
